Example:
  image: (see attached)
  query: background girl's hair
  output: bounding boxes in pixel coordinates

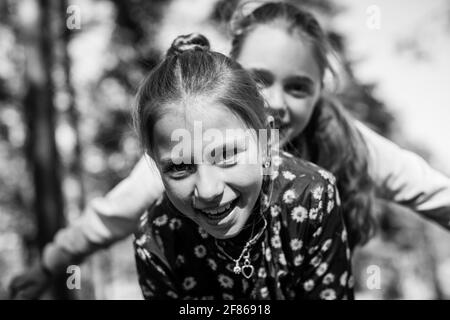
[134,33,267,156]
[230,2,376,248]
[301,96,377,247]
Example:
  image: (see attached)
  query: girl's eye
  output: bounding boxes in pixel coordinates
[285,82,313,98]
[164,163,195,179]
[215,147,239,167]
[250,70,273,88]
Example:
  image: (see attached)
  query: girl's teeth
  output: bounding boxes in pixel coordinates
[203,202,232,215]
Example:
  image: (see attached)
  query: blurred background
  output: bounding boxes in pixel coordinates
[0,0,449,300]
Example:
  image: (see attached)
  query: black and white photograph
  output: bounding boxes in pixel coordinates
[0,0,450,303]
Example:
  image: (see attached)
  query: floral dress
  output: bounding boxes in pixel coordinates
[133,152,354,300]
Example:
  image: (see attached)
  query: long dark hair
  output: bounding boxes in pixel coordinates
[230,2,376,247]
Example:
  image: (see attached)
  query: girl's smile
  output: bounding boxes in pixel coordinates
[195,197,240,223]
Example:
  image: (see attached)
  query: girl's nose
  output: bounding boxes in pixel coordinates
[193,165,225,204]
[264,85,289,122]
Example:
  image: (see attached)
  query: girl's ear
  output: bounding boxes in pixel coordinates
[266,115,275,128]
[266,115,275,152]
[262,115,275,172]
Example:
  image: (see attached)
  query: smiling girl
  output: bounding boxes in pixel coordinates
[132,34,352,299]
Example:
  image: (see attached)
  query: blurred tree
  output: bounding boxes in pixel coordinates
[67,0,173,299]
[18,0,69,299]
[89,0,172,189]
[60,0,86,212]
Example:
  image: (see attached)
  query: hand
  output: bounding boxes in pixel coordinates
[0,286,9,300]
[9,262,52,300]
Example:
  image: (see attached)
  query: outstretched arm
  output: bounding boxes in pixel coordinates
[42,155,164,272]
[356,121,450,230]
[9,155,164,299]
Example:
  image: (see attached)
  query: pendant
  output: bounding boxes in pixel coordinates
[241,253,254,279]
[241,260,254,279]
[233,261,241,274]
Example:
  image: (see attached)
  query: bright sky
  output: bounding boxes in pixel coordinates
[336,0,450,173]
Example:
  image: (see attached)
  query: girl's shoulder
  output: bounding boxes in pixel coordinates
[271,151,337,192]
[134,199,196,269]
[136,197,188,237]
[266,152,341,235]
[266,151,339,218]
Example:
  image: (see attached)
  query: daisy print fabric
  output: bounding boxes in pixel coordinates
[134,152,354,300]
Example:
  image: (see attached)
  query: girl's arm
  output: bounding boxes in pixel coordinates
[355,121,450,230]
[9,155,164,299]
[42,155,165,273]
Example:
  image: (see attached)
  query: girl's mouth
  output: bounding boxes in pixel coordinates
[196,198,240,223]
[275,124,291,147]
[279,124,289,136]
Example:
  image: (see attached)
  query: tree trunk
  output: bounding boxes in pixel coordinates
[21,0,68,299]
[60,0,86,212]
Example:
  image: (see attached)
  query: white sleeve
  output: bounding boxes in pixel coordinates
[355,121,450,230]
[42,155,164,273]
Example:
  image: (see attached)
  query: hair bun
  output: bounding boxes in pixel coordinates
[167,33,211,56]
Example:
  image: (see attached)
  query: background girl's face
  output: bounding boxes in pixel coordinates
[236,25,322,146]
[152,100,263,239]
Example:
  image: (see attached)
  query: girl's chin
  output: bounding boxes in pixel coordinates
[199,211,250,239]
[200,218,243,239]
[209,230,237,240]
[277,128,294,147]
[207,225,244,240]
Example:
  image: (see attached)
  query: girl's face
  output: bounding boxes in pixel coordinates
[236,25,322,146]
[152,100,263,239]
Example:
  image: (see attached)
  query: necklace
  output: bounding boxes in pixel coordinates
[215,214,267,279]
[214,171,274,279]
